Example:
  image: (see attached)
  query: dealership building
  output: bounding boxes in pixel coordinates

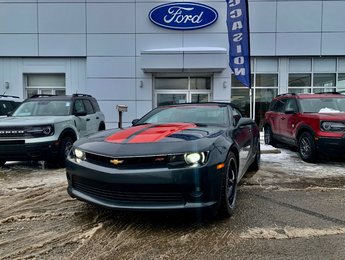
[0,0,345,128]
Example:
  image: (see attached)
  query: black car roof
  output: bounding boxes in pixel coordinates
[24,94,95,102]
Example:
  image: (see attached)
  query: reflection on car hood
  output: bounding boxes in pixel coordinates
[303,112,345,120]
[0,116,72,126]
[75,123,226,157]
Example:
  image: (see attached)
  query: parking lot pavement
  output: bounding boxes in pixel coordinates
[0,144,344,259]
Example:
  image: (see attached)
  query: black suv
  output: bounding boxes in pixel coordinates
[0,94,105,166]
[0,95,21,116]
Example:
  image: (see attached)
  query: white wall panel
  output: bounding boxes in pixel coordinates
[136,101,152,119]
[276,33,321,55]
[183,34,228,49]
[87,34,135,57]
[39,34,86,56]
[136,78,153,101]
[250,33,276,56]
[0,35,38,56]
[39,0,84,2]
[38,3,86,33]
[323,1,345,32]
[322,33,345,55]
[87,3,135,33]
[0,4,37,33]
[277,1,322,32]
[87,57,136,78]
[141,54,183,72]
[87,79,136,100]
[184,53,227,71]
[213,77,231,102]
[136,34,183,56]
[249,2,276,33]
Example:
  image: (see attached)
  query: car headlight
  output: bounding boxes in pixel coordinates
[73,147,86,160]
[321,121,345,132]
[26,125,54,137]
[184,152,206,165]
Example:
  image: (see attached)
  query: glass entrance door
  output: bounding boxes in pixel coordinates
[154,76,212,107]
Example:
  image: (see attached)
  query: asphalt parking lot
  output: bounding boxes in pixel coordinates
[0,144,345,260]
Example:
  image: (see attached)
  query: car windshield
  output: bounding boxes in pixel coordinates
[136,105,229,126]
[13,100,72,117]
[299,98,345,113]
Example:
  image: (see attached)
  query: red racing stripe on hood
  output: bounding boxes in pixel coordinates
[128,123,196,143]
[105,124,152,143]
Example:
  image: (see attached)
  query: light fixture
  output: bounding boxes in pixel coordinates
[139,80,144,88]
[223,81,227,89]
[4,81,10,90]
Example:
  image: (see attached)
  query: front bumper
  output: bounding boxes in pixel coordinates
[0,140,59,161]
[66,157,224,211]
[316,136,345,156]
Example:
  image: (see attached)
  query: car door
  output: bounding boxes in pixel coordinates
[271,98,287,137]
[73,99,89,137]
[279,98,299,141]
[83,99,98,134]
[231,107,252,177]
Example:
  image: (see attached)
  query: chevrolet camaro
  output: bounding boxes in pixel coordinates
[66,103,260,218]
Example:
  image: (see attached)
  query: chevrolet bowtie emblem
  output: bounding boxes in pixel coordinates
[110,159,124,165]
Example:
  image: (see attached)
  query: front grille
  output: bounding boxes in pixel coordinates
[0,127,25,138]
[72,176,185,204]
[85,152,185,169]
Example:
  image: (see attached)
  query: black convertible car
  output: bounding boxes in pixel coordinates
[66,103,260,218]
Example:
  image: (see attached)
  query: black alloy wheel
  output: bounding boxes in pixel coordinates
[264,125,275,146]
[218,152,238,218]
[58,136,74,167]
[298,132,317,163]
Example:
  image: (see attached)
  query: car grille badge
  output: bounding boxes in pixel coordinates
[110,159,124,166]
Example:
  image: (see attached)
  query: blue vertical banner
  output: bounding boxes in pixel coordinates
[226,0,251,88]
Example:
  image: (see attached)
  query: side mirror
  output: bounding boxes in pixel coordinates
[236,117,254,127]
[7,111,13,117]
[132,119,139,125]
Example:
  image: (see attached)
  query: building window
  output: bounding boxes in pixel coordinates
[25,73,66,98]
[231,57,278,128]
[287,58,344,94]
[154,76,211,107]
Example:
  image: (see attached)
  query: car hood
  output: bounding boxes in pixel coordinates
[0,116,72,126]
[75,123,227,157]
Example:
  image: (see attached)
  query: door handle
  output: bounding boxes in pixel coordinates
[96,117,99,119]
[86,119,90,121]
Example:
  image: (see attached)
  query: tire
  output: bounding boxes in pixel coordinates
[58,136,74,167]
[264,125,276,146]
[98,123,105,131]
[0,160,6,167]
[248,142,260,172]
[298,132,317,163]
[218,152,238,218]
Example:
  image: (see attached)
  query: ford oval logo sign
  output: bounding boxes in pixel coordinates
[149,2,218,30]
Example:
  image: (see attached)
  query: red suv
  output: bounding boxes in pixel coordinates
[264,93,345,162]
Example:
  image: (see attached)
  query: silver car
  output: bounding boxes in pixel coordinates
[0,94,105,167]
